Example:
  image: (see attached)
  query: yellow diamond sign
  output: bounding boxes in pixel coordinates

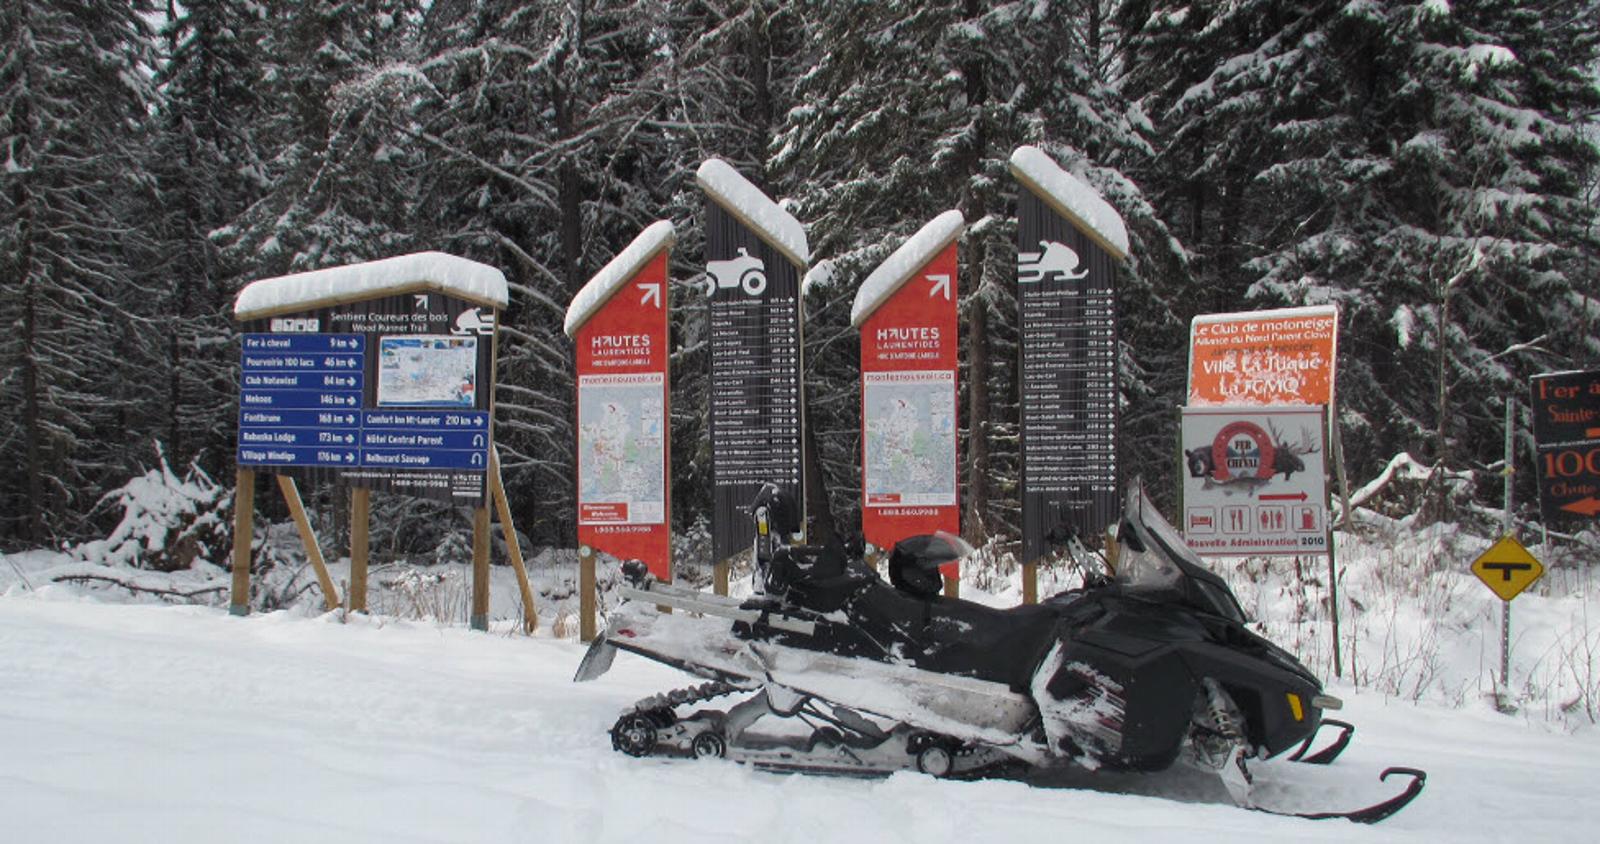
[1470,535,1545,602]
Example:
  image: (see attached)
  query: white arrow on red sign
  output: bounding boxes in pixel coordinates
[927,273,951,301]
[640,282,662,309]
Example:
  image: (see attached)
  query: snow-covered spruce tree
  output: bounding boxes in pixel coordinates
[208,0,429,549]
[215,0,422,279]
[1123,1,1600,523]
[774,1,1175,542]
[147,0,275,477]
[999,1,1186,515]
[0,0,164,546]
[404,0,697,546]
[635,1,807,538]
[772,1,1012,545]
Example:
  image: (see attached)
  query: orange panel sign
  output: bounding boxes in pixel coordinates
[1188,306,1338,406]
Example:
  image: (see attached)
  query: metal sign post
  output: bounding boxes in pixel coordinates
[1470,535,1545,688]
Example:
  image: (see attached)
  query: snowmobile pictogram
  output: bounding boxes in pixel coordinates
[1017,240,1090,283]
[574,483,1426,823]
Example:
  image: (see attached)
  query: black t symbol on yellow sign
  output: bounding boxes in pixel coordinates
[1482,562,1533,581]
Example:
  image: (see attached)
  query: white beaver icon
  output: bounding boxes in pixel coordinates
[1017,240,1090,283]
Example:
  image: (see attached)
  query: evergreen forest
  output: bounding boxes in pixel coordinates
[3,0,1598,560]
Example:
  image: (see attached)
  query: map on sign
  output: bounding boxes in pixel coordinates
[578,373,666,524]
[376,336,478,407]
[863,371,956,507]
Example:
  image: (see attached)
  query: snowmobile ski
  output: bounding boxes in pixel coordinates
[1262,766,1428,825]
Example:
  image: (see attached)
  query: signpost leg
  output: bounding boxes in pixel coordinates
[490,449,537,634]
[470,506,490,631]
[276,475,341,611]
[1501,600,1512,687]
[714,561,730,597]
[1327,536,1343,679]
[230,468,256,617]
[1501,401,1514,689]
[944,572,960,599]
[579,545,597,642]
[1023,561,1038,605]
[349,487,370,613]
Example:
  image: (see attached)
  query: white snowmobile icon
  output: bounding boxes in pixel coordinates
[452,308,495,335]
[1017,240,1090,283]
[705,247,768,296]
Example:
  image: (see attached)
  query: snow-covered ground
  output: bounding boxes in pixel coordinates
[3,581,1598,842]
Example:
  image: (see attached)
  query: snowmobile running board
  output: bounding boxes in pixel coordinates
[617,583,817,636]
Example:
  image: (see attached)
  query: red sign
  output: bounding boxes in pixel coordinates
[573,250,672,578]
[858,240,960,557]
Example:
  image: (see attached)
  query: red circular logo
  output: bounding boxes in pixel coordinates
[1211,421,1277,482]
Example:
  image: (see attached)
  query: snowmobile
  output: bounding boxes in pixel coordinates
[574,482,1425,824]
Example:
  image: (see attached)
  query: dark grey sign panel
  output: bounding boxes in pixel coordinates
[705,202,804,562]
[1530,369,1600,522]
[237,292,496,505]
[1017,190,1119,562]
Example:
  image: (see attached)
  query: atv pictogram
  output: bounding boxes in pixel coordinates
[1017,240,1090,283]
[705,248,768,296]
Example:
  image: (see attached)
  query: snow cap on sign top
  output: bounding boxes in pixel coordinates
[564,220,677,337]
[850,210,965,328]
[695,158,810,267]
[234,252,508,319]
[1008,146,1130,260]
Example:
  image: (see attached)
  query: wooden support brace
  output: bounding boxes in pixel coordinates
[714,561,730,597]
[490,448,537,634]
[276,475,341,611]
[1022,561,1038,605]
[349,487,370,613]
[471,505,490,631]
[579,545,597,642]
[230,468,256,616]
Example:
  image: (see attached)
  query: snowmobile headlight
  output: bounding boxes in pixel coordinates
[1286,692,1304,722]
[1312,694,1343,711]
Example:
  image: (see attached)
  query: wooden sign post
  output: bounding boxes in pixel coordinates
[230,253,531,631]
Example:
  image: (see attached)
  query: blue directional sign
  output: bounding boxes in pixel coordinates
[237,333,491,472]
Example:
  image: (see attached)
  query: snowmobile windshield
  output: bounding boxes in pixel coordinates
[1116,485,1247,624]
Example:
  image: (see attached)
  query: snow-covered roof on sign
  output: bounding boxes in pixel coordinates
[850,210,965,328]
[564,220,677,337]
[695,158,810,267]
[1008,146,1130,260]
[234,252,508,319]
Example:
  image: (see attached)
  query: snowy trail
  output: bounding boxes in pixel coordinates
[2,593,1596,842]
